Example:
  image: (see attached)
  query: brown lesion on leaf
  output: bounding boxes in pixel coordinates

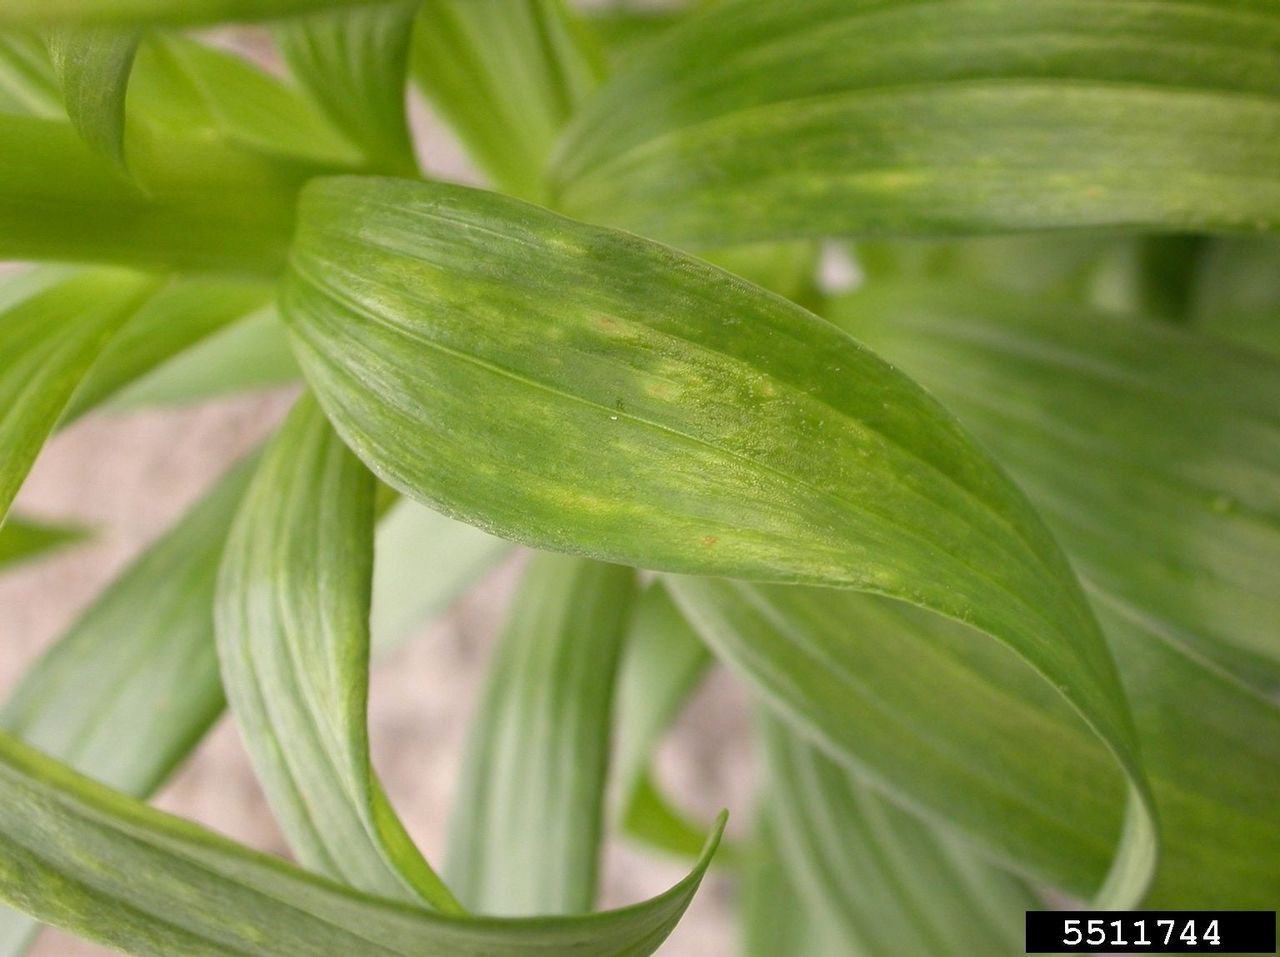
[702,534,720,548]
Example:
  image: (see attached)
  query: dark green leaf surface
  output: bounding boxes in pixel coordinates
[0,516,86,570]
[281,178,1155,908]
[0,725,725,957]
[831,282,1280,691]
[826,281,1280,905]
[1190,237,1280,356]
[0,268,159,526]
[760,715,1034,957]
[46,25,140,164]
[277,1,418,175]
[216,396,458,910]
[412,0,603,200]
[448,554,636,915]
[554,0,1280,246]
[0,0,385,26]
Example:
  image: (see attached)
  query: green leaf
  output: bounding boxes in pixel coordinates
[0,448,509,954]
[830,281,1280,691]
[46,26,141,165]
[0,35,365,273]
[280,176,1156,907]
[667,578,1134,900]
[760,714,1034,957]
[612,583,716,863]
[448,553,636,915]
[553,0,1280,246]
[0,725,726,956]
[106,306,302,409]
[1189,237,1280,356]
[825,280,1280,905]
[0,452,256,956]
[216,395,459,910]
[0,0,387,27]
[67,274,275,419]
[277,2,418,175]
[0,268,160,526]
[741,810,836,957]
[412,0,604,200]
[370,497,511,652]
[0,29,64,117]
[583,7,686,67]
[0,516,87,570]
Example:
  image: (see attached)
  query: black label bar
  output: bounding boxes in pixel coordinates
[1026,911,1276,953]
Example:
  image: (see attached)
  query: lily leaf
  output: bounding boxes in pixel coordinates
[281,177,1155,908]
[448,553,636,915]
[612,583,717,863]
[760,714,1035,957]
[0,449,511,955]
[0,452,256,956]
[46,25,140,165]
[831,281,1280,691]
[106,307,302,409]
[0,268,160,526]
[67,274,275,419]
[277,1,419,175]
[0,516,87,571]
[553,0,1280,246]
[0,725,725,956]
[824,280,1280,905]
[0,29,62,116]
[216,395,459,910]
[412,0,604,200]
[0,34,365,273]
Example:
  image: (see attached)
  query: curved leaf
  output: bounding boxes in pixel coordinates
[216,395,458,910]
[448,553,636,915]
[0,453,256,956]
[277,1,418,175]
[0,727,725,957]
[760,714,1034,957]
[554,0,1280,246]
[0,449,510,955]
[668,577,1132,899]
[412,0,604,200]
[0,268,159,525]
[46,26,140,165]
[827,280,1280,905]
[281,178,1156,908]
